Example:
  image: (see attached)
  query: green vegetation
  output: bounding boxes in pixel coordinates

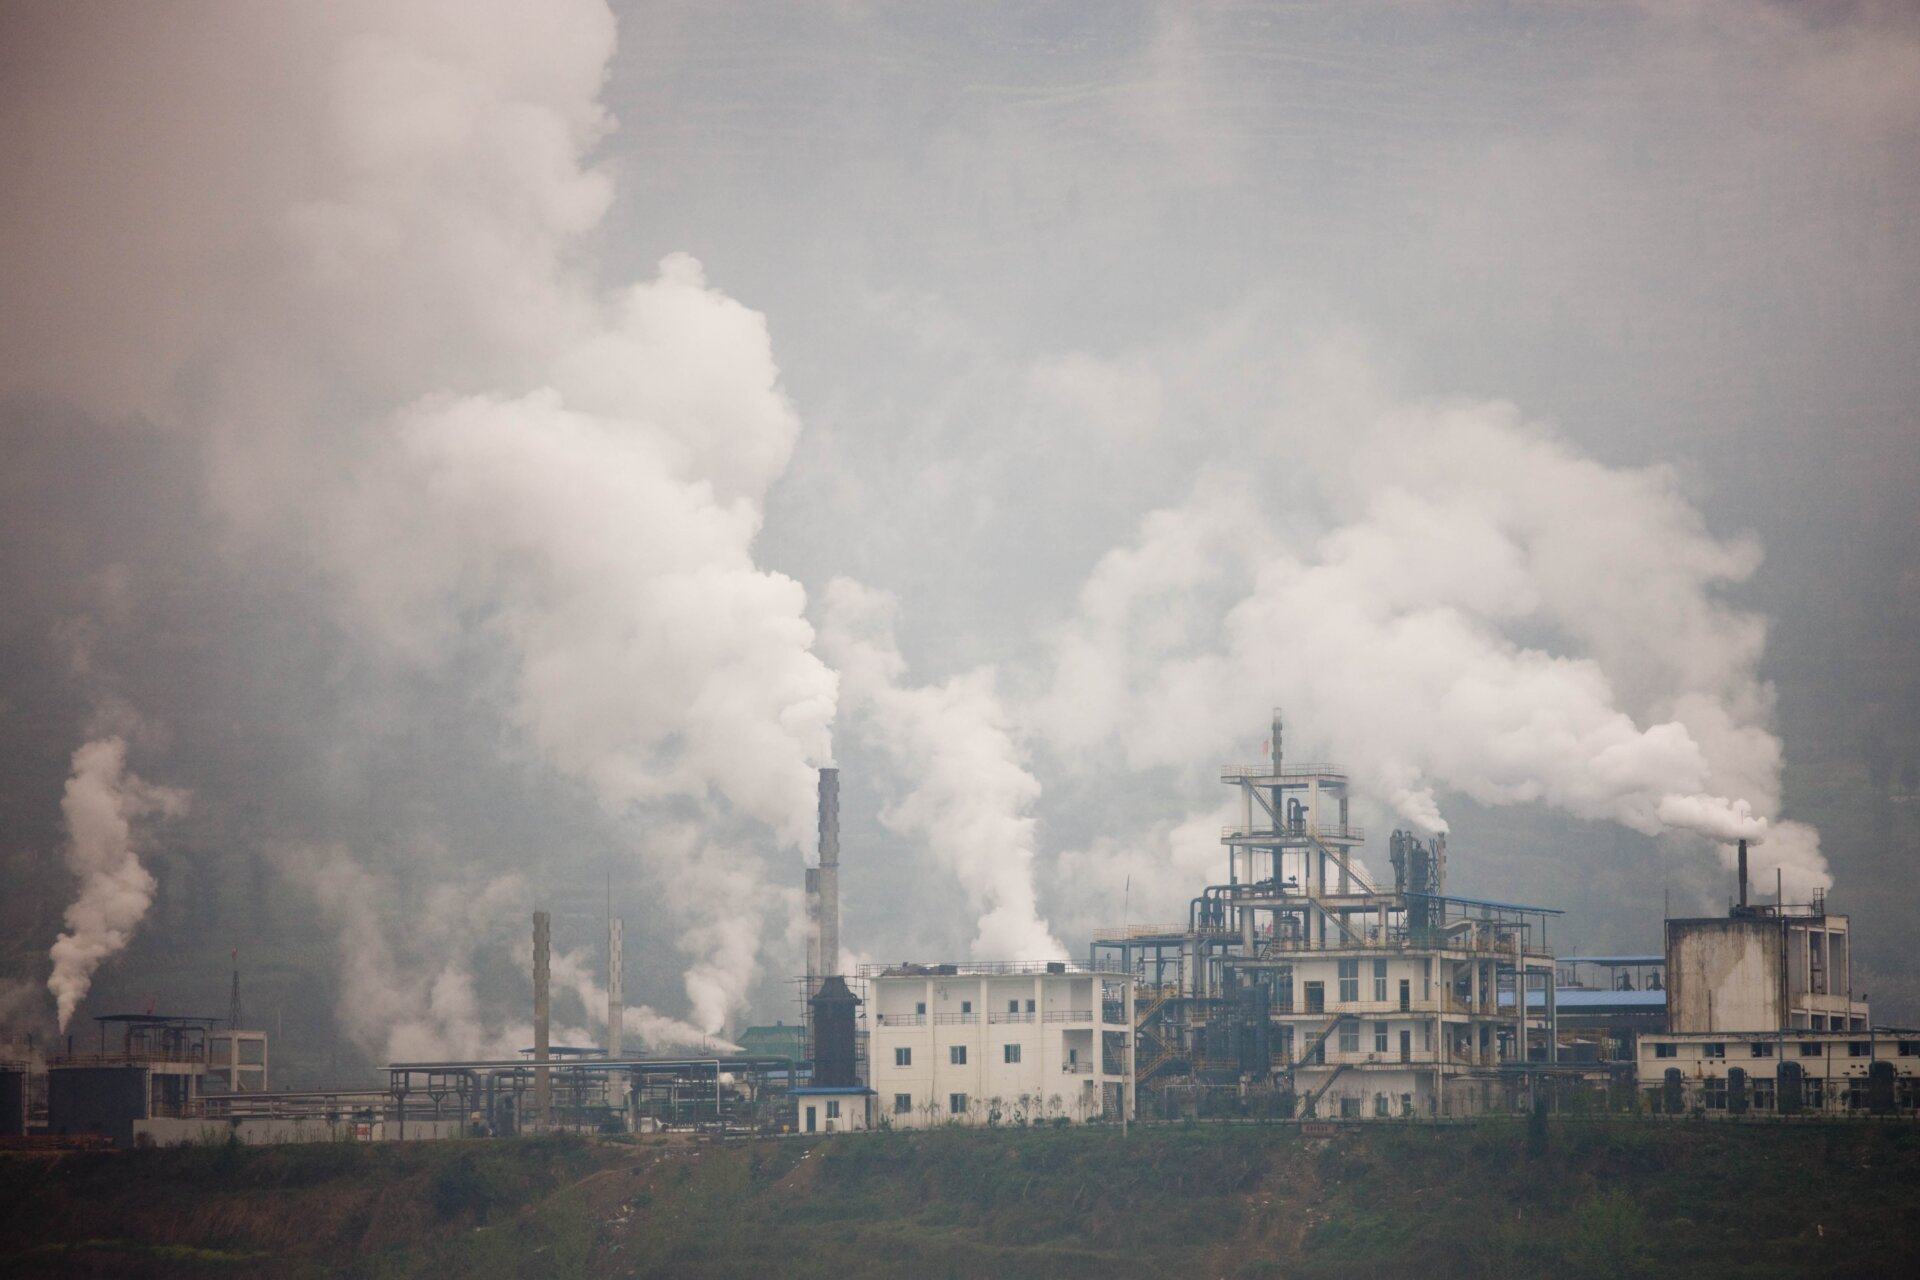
[1,1121,1917,1278]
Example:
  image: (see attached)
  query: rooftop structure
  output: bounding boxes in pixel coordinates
[1094,710,1560,1119]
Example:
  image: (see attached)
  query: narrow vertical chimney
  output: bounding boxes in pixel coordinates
[818,767,840,979]
[607,916,623,1058]
[1271,708,1284,774]
[533,910,551,1125]
[1736,839,1749,912]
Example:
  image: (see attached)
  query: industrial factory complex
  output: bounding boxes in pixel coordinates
[6,711,1920,1148]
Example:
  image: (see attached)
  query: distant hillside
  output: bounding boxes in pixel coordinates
[3,1121,1918,1278]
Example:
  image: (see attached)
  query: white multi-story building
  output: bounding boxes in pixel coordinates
[865,963,1135,1127]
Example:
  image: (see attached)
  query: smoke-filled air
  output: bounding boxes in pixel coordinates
[3,0,1918,1082]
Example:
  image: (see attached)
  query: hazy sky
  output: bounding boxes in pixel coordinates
[3,1,1918,1073]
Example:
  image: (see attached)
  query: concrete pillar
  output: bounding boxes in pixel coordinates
[608,916,624,1059]
[817,768,840,978]
[533,910,551,1127]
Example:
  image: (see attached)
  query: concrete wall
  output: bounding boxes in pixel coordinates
[1667,919,1784,1033]
[0,1068,26,1136]
[48,1066,149,1147]
[1637,1033,1920,1114]
[871,973,1128,1127]
[796,1091,870,1134]
[134,1116,467,1146]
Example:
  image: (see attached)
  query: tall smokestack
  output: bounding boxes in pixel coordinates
[804,866,821,984]
[1737,839,1749,912]
[1271,707,1284,773]
[533,910,551,1125]
[818,767,840,978]
[607,916,623,1058]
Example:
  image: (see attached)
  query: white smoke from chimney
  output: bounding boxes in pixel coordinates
[1033,360,1828,897]
[47,737,188,1031]
[0,1,837,1040]
[819,578,1067,962]
[1656,793,1769,845]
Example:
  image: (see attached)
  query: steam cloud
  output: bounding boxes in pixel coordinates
[295,850,721,1063]
[47,738,189,1031]
[4,0,835,1040]
[1035,372,1828,897]
[820,578,1067,962]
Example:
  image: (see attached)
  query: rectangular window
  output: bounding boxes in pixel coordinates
[949,1092,968,1116]
[916,1001,926,1015]
[1399,978,1410,1012]
[1655,1043,1677,1059]
[1004,1043,1021,1064]
[1899,1041,1918,1057]
[1338,960,1359,1004]
[1703,1043,1725,1059]
[895,1047,911,1067]
[1340,1096,1360,1118]
[961,1000,972,1014]
[1375,1022,1389,1054]
[894,1093,912,1115]
[1025,998,1035,1013]
[1374,1093,1390,1117]
[950,1045,967,1065]
[1800,1042,1822,1057]
[1305,981,1326,1013]
[1849,1042,1870,1058]
[1422,1022,1432,1052]
[1339,1022,1359,1054]
[1373,960,1388,1003]
[1750,1042,1773,1058]
[1008,1000,1019,1014]
[1422,960,1431,1001]
[826,1100,841,1119]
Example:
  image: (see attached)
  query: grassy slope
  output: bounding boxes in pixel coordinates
[1,1122,1918,1279]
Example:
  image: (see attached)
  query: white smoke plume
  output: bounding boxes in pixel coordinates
[295,847,734,1064]
[1035,371,1829,897]
[549,947,733,1054]
[819,578,1066,962]
[2,1,836,1039]
[47,738,188,1031]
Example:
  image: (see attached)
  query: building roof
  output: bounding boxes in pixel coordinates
[792,1086,874,1095]
[860,961,1129,979]
[1499,988,1667,1010]
[1562,955,1664,966]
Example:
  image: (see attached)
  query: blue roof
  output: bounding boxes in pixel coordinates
[1500,988,1666,1009]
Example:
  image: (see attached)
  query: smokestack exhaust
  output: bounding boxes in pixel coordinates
[1737,838,1749,912]
[817,767,840,979]
[533,910,551,1126]
[607,916,623,1058]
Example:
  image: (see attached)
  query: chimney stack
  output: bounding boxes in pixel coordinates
[607,916,623,1058]
[1271,707,1284,774]
[817,767,840,979]
[533,910,551,1125]
[1736,839,1749,913]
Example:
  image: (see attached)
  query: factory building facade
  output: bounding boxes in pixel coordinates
[1636,865,1920,1114]
[1095,713,1558,1119]
[865,963,1135,1127]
